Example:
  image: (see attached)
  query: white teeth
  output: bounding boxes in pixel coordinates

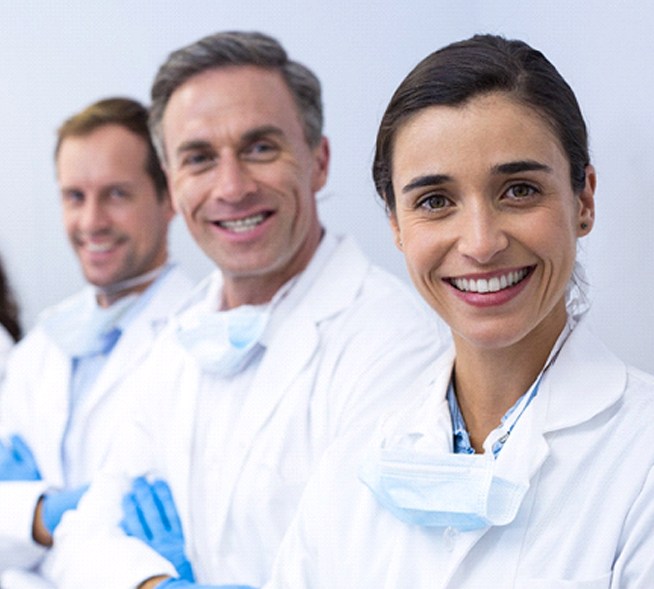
[218,213,266,233]
[86,242,114,253]
[451,268,529,293]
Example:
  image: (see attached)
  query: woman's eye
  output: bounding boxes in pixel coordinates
[418,194,449,211]
[506,183,537,199]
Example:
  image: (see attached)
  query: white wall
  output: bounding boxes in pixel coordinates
[1,0,652,372]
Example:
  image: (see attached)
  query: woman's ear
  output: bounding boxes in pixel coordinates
[576,164,596,236]
[389,211,403,251]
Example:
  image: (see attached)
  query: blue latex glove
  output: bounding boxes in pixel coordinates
[121,477,195,582]
[0,434,41,481]
[41,484,89,535]
[157,580,256,589]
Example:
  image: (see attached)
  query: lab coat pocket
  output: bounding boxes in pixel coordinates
[522,572,612,589]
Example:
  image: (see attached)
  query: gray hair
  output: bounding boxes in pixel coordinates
[149,31,324,161]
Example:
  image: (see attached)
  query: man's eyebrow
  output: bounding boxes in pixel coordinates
[174,126,285,157]
[241,125,285,144]
[175,139,212,157]
[402,174,452,194]
[492,160,552,175]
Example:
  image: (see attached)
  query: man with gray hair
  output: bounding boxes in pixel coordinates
[47,31,447,589]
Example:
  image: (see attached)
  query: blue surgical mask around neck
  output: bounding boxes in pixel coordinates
[359,435,528,531]
[175,304,270,377]
[42,293,137,358]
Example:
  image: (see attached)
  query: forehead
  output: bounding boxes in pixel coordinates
[392,93,568,181]
[56,124,149,182]
[162,65,305,149]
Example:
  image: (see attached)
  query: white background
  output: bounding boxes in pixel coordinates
[0,1,652,372]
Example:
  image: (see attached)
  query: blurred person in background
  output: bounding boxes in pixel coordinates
[0,97,193,589]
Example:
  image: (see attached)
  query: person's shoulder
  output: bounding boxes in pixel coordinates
[149,264,196,305]
[346,262,446,340]
[17,289,90,349]
[623,365,654,413]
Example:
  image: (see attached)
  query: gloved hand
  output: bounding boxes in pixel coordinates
[0,434,41,481]
[121,477,195,582]
[156,579,257,589]
[41,484,90,534]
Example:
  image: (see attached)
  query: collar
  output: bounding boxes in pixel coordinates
[374,314,627,453]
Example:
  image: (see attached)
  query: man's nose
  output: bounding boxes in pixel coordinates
[79,198,110,233]
[211,154,257,204]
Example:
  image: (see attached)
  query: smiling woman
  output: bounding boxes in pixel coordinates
[264,34,654,589]
[389,93,595,391]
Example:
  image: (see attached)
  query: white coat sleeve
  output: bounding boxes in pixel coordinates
[44,471,178,589]
[263,449,330,589]
[612,465,654,587]
[264,429,368,589]
[0,334,51,570]
[324,286,449,439]
[0,482,48,563]
[42,359,179,589]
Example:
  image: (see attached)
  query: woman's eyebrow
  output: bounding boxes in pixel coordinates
[402,174,452,194]
[492,160,552,175]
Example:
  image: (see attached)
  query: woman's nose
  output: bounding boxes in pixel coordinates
[456,205,509,264]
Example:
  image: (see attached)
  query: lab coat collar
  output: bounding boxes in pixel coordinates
[537,316,627,433]
[380,315,627,450]
[82,265,191,411]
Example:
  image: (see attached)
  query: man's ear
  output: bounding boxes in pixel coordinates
[311,137,330,193]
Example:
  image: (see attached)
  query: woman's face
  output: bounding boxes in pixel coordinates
[389,92,595,353]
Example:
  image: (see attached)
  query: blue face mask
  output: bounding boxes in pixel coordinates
[42,293,136,358]
[175,305,270,377]
[359,441,528,531]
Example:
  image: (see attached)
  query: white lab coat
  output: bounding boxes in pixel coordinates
[266,318,654,588]
[46,234,449,589]
[0,266,193,581]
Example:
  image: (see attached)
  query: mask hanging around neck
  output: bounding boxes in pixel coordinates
[175,304,270,377]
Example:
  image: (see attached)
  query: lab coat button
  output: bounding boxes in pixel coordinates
[443,526,458,551]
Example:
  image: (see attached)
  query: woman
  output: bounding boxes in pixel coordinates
[264,35,654,587]
[0,257,21,380]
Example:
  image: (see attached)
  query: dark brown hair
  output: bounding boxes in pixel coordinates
[0,257,21,342]
[373,34,589,212]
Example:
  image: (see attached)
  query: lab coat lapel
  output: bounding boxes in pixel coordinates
[213,236,370,533]
[77,269,188,421]
[37,347,73,485]
[235,235,368,451]
[169,358,201,527]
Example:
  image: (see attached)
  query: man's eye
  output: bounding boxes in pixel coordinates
[182,152,214,167]
[244,141,278,162]
[109,187,128,198]
[63,190,84,204]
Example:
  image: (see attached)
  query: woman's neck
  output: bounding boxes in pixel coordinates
[452,313,566,452]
